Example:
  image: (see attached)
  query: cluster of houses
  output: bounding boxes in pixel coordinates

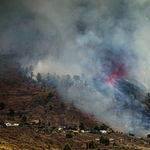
[5,121,109,135]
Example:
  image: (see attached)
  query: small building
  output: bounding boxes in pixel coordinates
[58,127,62,131]
[95,138,100,141]
[6,122,19,127]
[32,120,39,124]
[81,130,84,133]
[100,130,107,133]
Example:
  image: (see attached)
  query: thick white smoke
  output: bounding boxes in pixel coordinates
[1,0,150,136]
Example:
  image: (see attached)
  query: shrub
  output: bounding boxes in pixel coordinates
[90,130,102,134]
[147,134,150,138]
[18,111,22,118]
[48,122,51,126]
[44,98,50,104]
[0,102,5,110]
[100,136,110,146]
[64,143,72,150]
[74,132,78,135]
[9,108,15,116]
[36,72,42,82]
[61,102,65,110]
[79,122,84,130]
[100,124,109,130]
[113,142,117,146]
[66,133,73,138]
[19,122,24,126]
[94,125,99,131]
[104,137,110,146]
[49,92,53,98]
[86,141,97,149]
[100,135,105,144]
[109,128,115,133]
[129,133,134,136]
[48,144,51,149]
[0,120,5,126]
[49,105,53,110]
[22,115,27,121]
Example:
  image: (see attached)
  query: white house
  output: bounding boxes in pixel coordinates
[58,127,62,131]
[6,122,19,127]
[81,130,84,133]
[100,130,107,133]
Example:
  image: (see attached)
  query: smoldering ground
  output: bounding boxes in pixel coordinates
[1,0,150,136]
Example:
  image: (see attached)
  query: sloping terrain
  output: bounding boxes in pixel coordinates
[0,55,150,150]
[0,55,101,128]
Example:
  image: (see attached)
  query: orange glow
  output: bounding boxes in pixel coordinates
[106,76,113,85]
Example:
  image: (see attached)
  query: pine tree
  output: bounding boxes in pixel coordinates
[63,143,72,150]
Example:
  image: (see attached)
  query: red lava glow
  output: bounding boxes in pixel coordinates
[105,63,127,86]
[106,76,113,85]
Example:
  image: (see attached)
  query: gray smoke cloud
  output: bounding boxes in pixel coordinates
[1,0,150,136]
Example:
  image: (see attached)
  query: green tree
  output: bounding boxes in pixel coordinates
[100,124,109,130]
[36,73,42,82]
[29,65,34,72]
[0,120,5,126]
[61,102,65,110]
[18,111,22,118]
[113,142,117,146]
[49,105,53,110]
[48,144,51,149]
[73,75,80,82]
[22,115,27,121]
[49,92,53,98]
[66,133,73,138]
[30,72,34,79]
[19,122,24,126]
[94,125,99,131]
[129,132,134,136]
[147,134,150,138]
[48,122,51,126]
[79,122,84,130]
[63,143,72,150]
[9,108,15,116]
[104,137,110,146]
[0,102,5,110]
[100,135,105,144]
[16,62,21,70]
[86,141,97,149]
[25,67,28,74]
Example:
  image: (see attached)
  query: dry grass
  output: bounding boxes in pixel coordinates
[0,56,150,150]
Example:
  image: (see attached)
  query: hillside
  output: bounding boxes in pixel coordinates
[0,55,150,150]
[0,55,101,128]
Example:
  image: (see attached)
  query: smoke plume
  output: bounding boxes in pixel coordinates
[1,0,150,136]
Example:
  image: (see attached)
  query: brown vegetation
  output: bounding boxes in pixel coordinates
[0,56,150,150]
